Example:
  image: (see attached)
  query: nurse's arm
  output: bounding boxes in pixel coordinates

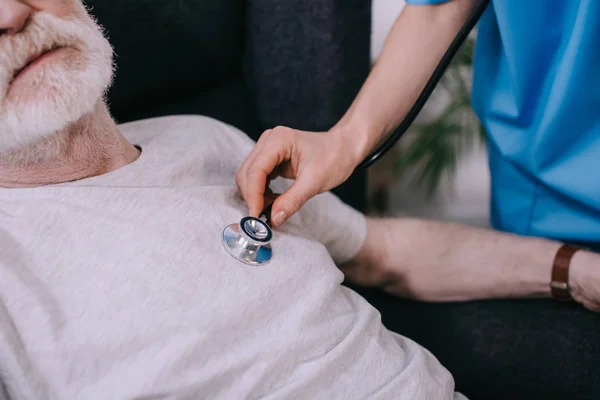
[334,0,481,162]
[238,0,482,224]
[341,218,600,311]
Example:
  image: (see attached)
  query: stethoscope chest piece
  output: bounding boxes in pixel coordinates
[222,216,273,265]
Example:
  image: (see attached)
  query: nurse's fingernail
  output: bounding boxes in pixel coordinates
[273,211,287,226]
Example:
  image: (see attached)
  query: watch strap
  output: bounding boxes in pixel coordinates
[550,244,585,302]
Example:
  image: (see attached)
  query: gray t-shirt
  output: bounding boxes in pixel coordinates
[0,116,463,400]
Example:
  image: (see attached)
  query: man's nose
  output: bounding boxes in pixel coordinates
[0,0,32,36]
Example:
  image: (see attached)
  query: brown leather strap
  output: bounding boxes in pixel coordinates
[551,244,585,302]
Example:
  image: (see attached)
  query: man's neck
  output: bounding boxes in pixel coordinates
[0,103,141,188]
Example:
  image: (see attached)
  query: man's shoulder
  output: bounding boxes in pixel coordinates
[118,115,256,155]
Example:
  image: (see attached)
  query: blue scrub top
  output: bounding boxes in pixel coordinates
[405,0,600,244]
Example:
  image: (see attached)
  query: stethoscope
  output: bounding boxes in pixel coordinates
[222,204,275,266]
[222,0,491,265]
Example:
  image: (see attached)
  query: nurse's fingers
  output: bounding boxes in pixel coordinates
[269,177,318,227]
[236,129,274,213]
[237,129,272,197]
[242,132,292,217]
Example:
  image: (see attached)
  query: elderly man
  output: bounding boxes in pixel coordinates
[0,1,599,399]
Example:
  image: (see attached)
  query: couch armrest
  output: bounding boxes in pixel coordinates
[244,0,372,131]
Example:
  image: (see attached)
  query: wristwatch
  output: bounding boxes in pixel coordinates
[550,244,585,302]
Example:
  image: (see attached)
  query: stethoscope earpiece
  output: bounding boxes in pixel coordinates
[222,215,273,265]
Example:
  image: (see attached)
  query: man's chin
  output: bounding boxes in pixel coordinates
[0,70,109,155]
[0,97,101,156]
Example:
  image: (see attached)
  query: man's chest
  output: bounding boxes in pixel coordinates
[0,185,337,307]
[0,186,347,397]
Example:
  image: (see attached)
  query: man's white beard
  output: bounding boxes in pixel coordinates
[0,11,114,155]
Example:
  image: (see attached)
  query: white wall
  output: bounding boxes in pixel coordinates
[370,0,491,226]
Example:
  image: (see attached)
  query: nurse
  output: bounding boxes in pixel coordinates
[236,0,600,250]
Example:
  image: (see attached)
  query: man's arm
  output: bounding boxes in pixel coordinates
[341,218,600,311]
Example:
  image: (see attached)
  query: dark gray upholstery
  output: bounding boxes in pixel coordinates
[84,0,370,211]
[354,286,600,400]
[244,0,371,131]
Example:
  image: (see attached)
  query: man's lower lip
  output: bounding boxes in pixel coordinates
[13,48,62,81]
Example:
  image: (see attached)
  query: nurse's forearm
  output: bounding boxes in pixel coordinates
[343,218,564,302]
[334,0,480,162]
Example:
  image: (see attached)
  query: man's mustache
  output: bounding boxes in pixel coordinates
[0,12,97,97]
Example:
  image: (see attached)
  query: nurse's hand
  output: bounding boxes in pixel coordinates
[236,126,361,226]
